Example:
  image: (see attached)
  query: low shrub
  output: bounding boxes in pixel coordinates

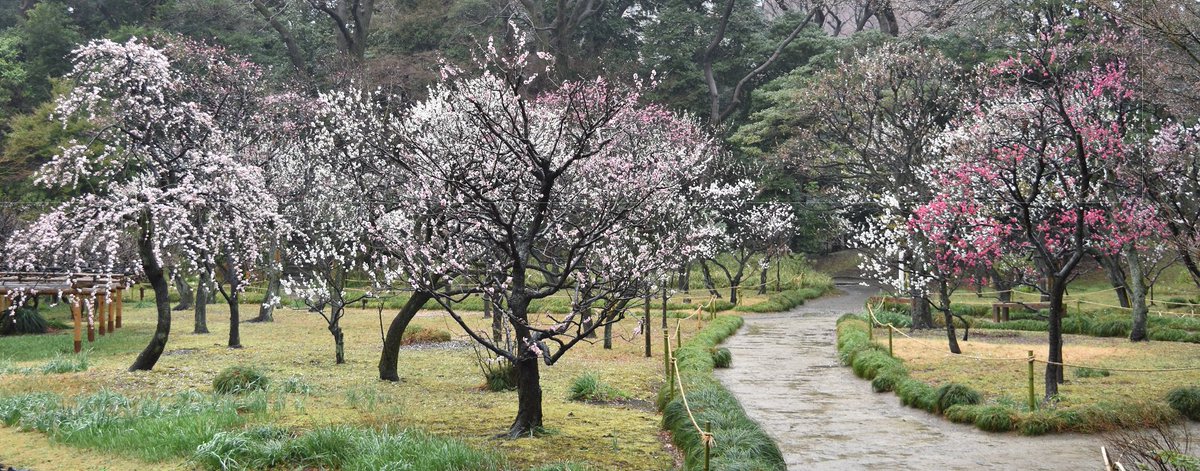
[870,369,905,393]
[1091,320,1130,338]
[734,287,827,313]
[400,326,452,345]
[973,405,1016,432]
[0,307,49,336]
[1018,410,1063,436]
[896,379,937,413]
[711,347,732,368]
[1166,387,1200,421]
[851,350,899,380]
[944,404,979,424]
[213,366,269,394]
[934,383,981,413]
[567,374,627,402]
[481,359,517,392]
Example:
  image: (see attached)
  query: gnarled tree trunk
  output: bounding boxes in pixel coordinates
[378,291,433,381]
[1126,246,1150,342]
[130,218,171,371]
[252,273,279,322]
[194,270,211,334]
[227,289,241,348]
[172,271,193,311]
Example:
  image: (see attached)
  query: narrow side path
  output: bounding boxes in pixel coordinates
[714,283,1102,470]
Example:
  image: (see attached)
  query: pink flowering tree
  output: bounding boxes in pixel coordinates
[3,37,279,371]
[359,32,722,437]
[934,24,1155,398]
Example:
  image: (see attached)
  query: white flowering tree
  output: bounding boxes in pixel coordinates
[356,33,722,437]
[699,178,795,304]
[4,37,279,370]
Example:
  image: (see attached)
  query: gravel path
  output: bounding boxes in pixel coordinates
[713,281,1106,470]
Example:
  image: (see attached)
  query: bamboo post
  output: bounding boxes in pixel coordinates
[644,292,651,358]
[661,289,668,329]
[888,327,894,357]
[97,294,106,336]
[72,296,82,353]
[107,292,115,333]
[1027,350,1037,411]
[704,422,712,471]
[663,328,670,377]
[116,288,123,328]
[675,319,681,348]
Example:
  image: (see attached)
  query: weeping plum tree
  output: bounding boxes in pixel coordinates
[933,21,1158,399]
[3,37,279,370]
[364,31,722,437]
[700,179,794,304]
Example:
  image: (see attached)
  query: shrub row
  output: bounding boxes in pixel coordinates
[657,315,785,470]
[877,302,1200,343]
[735,287,828,313]
[835,315,1195,435]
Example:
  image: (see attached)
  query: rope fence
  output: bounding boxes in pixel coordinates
[661,300,717,471]
[863,304,1200,411]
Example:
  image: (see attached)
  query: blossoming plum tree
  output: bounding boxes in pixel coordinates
[360,32,724,437]
[4,36,279,370]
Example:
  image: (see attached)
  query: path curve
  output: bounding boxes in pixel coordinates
[714,282,1104,470]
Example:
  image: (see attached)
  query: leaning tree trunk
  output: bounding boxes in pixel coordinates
[507,297,543,438]
[939,282,961,354]
[699,261,721,298]
[172,271,193,311]
[1126,246,1150,342]
[1045,277,1067,399]
[227,288,241,348]
[193,273,209,334]
[130,220,171,372]
[1097,253,1131,308]
[378,291,433,381]
[252,273,280,322]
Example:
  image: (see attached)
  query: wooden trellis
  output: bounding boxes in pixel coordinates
[0,272,132,353]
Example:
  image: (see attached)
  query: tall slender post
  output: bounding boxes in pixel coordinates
[704,422,712,471]
[675,319,681,348]
[661,288,667,329]
[97,295,106,336]
[888,327,894,357]
[72,295,82,353]
[644,291,652,358]
[1027,350,1037,411]
[107,292,115,332]
[116,288,123,328]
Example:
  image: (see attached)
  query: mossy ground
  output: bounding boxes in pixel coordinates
[0,294,776,470]
[880,327,1200,412]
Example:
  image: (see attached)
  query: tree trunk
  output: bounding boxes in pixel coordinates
[378,291,433,381]
[603,319,612,349]
[991,269,1012,303]
[729,283,739,305]
[1096,253,1131,308]
[129,221,172,372]
[910,288,933,329]
[252,273,279,322]
[700,261,721,298]
[758,261,768,295]
[483,296,492,319]
[1126,246,1150,342]
[508,354,544,438]
[194,270,211,334]
[939,282,961,354]
[678,263,690,292]
[227,289,241,348]
[172,271,193,311]
[1045,277,1067,399]
[330,323,345,364]
[491,300,503,343]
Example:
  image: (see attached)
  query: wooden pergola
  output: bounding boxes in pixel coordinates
[0,272,132,353]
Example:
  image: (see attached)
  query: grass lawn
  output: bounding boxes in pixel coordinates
[0,290,790,470]
[881,326,1200,418]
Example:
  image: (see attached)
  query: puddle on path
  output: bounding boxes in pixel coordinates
[714,284,1110,470]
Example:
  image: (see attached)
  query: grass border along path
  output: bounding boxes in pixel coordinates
[835,314,1197,436]
[657,315,786,470]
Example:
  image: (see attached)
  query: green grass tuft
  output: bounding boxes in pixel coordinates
[567,373,627,402]
[710,347,732,368]
[1073,367,1111,378]
[1167,386,1200,421]
[934,383,982,413]
[213,365,269,394]
[973,405,1017,432]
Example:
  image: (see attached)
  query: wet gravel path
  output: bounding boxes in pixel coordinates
[714,282,1105,470]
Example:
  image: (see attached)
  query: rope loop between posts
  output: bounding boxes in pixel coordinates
[863,304,1200,372]
[663,320,715,453]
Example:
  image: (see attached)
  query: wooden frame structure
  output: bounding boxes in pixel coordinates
[0,272,131,353]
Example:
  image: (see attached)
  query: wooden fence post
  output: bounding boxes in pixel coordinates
[107,292,115,333]
[644,292,651,358]
[116,288,123,328]
[72,296,82,353]
[97,295,106,336]
[1027,350,1037,411]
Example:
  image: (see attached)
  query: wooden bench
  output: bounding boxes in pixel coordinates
[991,302,1049,322]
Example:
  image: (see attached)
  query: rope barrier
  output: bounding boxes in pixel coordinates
[1076,299,1200,318]
[864,308,1200,372]
[663,311,715,461]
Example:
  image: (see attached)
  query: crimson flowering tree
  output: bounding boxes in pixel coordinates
[354,33,723,437]
[3,37,280,371]
[933,23,1157,398]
